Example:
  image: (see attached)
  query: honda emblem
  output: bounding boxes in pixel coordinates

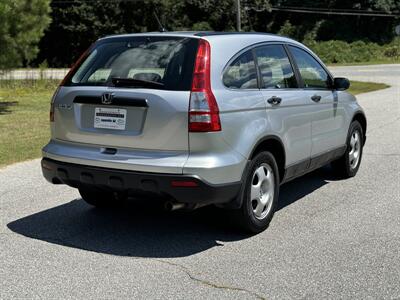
[101,93,114,105]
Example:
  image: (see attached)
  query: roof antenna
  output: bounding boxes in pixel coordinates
[153,11,167,32]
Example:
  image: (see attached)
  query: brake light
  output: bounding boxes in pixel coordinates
[49,87,60,122]
[49,103,55,122]
[189,39,221,132]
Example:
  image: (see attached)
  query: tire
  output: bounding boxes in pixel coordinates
[332,120,364,178]
[79,186,121,207]
[232,151,280,233]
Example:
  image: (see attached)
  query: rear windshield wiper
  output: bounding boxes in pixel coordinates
[111,77,164,89]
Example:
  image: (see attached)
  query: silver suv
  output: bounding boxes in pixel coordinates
[42,32,367,233]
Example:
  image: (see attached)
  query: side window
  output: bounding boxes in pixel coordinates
[289,46,331,89]
[223,50,258,89]
[254,45,297,89]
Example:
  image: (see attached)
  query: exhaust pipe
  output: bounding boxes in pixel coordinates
[164,201,187,211]
[164,201,209,211]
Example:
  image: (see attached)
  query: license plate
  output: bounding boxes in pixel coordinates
[94,107,127,130]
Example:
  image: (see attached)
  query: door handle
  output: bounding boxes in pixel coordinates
[267,96,282,105]
[311,95,322,102]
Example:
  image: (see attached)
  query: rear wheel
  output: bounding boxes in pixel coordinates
[332,120,364,178]
[232,151,280,233]
[79,186,122,207]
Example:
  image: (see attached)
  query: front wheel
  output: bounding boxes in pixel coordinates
[232,151,280,233]
[332,120,364,178]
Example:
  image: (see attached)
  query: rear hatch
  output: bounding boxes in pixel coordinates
[52,35,199,151]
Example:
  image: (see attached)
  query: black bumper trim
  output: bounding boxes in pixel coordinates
[41,158,241,205]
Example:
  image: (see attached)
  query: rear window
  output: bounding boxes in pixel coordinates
[67,36,199,91]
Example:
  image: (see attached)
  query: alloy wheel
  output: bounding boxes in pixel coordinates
[349,130,361,169]
[250,163,275,220]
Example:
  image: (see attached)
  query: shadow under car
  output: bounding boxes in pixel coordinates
[7,165,340,258]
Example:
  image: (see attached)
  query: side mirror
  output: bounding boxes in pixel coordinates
[333,77,350,90]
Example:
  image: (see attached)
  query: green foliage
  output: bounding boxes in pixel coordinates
[0,0,397,67]
[267,0,399,44]
[372,0,400,12]
[277,20,296,38]
[348,81,389,95]
[36,0,238,67]
[0,79,58,166]
[382,37,400,59]
[0,0,51,69]
[307,39,400,64]
[383,46,399,59]
[192,21,213,31]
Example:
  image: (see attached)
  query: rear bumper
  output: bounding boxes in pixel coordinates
[42,139,247,184]
[42,139,188,174]
[41,158,241,205]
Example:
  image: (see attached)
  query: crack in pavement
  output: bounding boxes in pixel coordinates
[4,232,267,299]
[155,259,267,300]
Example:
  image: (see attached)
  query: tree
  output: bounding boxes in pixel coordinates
[35,0,398,67]
[0,0,51,69]
[37,0,167,67]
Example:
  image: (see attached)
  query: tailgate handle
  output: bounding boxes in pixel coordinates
[101,147,117,155]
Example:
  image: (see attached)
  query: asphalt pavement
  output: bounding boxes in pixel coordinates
[1,64,399,299]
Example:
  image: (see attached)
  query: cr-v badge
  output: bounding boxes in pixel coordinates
[58,104,72,110]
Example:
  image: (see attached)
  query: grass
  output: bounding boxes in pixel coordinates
[348,80,389,95]
[328,59,400,66]
[0,79,390,167]
[0,80,59,167]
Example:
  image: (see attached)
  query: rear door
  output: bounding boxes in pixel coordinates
[254,44,313,174]
[288,45,347,160]
[53,36,198,151]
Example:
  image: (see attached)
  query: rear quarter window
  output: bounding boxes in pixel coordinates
[223,50,258,89]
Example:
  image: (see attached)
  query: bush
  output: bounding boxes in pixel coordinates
[191,21,213,31]
[308,40,352,63]
[383,46,399,59]
[306,39,400,64]
[383,37,400,59]
[277,21,297,39]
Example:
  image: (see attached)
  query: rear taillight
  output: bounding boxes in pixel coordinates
[49,87,60,122]
[189,39,221,132]
[49,103,55,122]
